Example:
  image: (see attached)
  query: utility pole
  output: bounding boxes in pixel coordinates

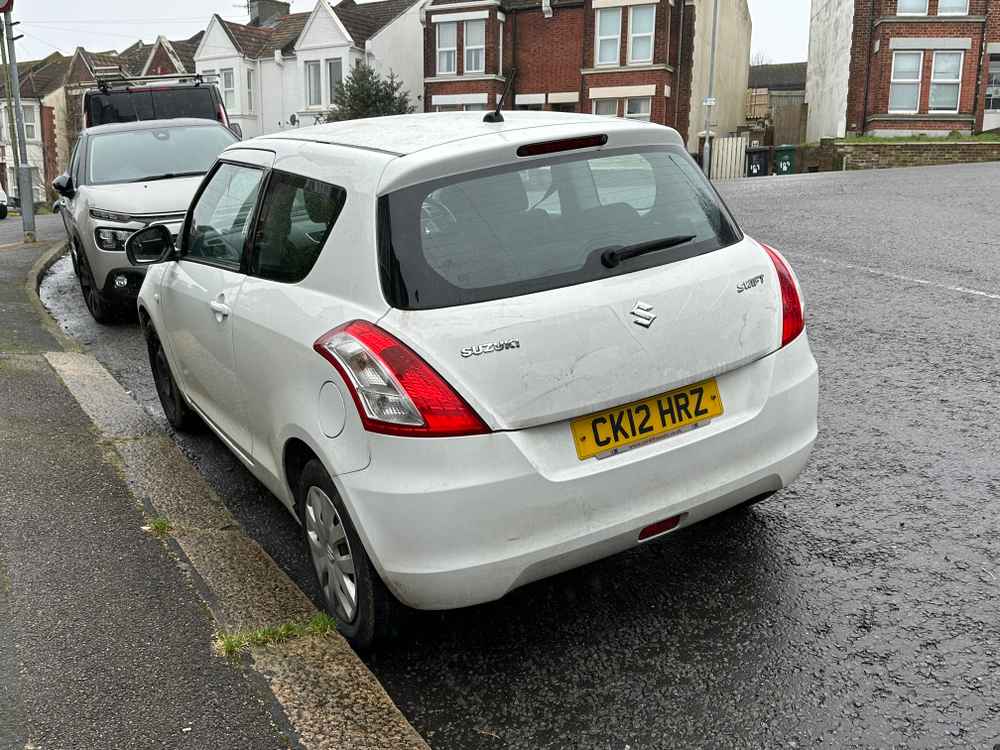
[701,0,720,178]
[2,10,34,242]
[0,16,20,213]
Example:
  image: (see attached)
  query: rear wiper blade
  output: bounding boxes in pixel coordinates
[600,235,697,269]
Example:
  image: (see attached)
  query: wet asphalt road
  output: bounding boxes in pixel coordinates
[40,163,1000,748]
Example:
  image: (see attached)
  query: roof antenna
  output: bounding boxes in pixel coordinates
[483,67,516,123]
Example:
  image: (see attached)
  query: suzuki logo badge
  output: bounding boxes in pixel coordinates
[630,301,656,328]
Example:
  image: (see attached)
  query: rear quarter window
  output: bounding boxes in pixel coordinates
[381,145,741,309]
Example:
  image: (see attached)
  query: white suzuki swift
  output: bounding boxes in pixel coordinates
[126,111,818,648]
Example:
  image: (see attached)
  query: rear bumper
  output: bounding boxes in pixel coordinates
[337,334,818,610]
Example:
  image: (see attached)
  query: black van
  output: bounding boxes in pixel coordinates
[83,80,240,137]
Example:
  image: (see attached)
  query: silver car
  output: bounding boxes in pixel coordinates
[53,118,236,323]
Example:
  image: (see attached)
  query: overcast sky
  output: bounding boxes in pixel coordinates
[14,0,809,65]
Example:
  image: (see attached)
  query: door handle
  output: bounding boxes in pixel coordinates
[209,300,231,318]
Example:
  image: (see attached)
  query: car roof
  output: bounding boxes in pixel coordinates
[260,111,682,157]
[83,118,224,136]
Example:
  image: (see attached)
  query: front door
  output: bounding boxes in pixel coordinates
[159,161,265,455]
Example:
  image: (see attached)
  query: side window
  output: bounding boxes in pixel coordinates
[68,141,82,186]
[185,163,264,268]
[248,171,345,283]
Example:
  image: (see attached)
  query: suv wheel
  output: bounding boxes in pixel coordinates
[298,459,401,650]
[146,329,199,431]
[78,253,118,325]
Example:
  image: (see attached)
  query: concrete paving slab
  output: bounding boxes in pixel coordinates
[254,636,431,750]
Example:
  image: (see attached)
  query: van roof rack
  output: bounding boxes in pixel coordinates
[91,68,219,93]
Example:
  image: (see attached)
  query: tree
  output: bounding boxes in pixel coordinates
[751,50,773,67]
[325,63,415,122]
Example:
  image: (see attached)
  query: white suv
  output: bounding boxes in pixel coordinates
[53,118,236,323]
[126,112,818,648]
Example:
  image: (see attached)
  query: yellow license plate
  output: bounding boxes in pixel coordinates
[571,378,724,460]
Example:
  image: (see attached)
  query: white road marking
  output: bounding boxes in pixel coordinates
[796,253,1000,302]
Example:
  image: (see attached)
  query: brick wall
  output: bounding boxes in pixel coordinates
[839,140,1000,168]
[40,106,58,201]
[513,6,585,96]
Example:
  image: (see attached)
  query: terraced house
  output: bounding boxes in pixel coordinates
[422,0,752,152]
[808,0,1000,139]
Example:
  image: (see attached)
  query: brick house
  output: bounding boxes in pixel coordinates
[807,0,1000,139]
[422,0,752,152]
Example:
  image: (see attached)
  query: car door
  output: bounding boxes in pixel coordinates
[158,155,269,457]
[61,138,83,244]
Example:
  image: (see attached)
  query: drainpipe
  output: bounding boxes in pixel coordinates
[859,0,877,135]
[972,0,991,133]
[674,0,685,128]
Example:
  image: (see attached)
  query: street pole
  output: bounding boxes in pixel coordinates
[0,16,20,210]
[701,0,720,177]
[2,11,34,242]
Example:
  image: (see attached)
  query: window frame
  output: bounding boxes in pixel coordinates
[896,0,928,15]
[595,7,622,67]
[179,159,267,272]
[593,98,619,116]
[22,104,37,140]
[464,19,486,74]
[625,96,652,120]
[246,68,256,114]
[220,68,236,111]
[937,0,969,15]
[437,22,458,75]
[985,54,1000,111]
[889,50,923,114]
[304,60,323,108]
[627,5,655,65]
[327,58,343,103]
[929,50,963,113]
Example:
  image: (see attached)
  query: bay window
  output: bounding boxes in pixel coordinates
[246,69,255,113]
[628,6,655,64]
[889,51,922,113]
[437,22,457,75]
[305,61,322,107]
[328,58,343,102]
[464,20,485,73]
[929,51,962,112]
[595,8,621,66]
[986,55,1000,111]
[221,68,235,110]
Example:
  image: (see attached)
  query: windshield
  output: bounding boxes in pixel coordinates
[380,145,742,310]
[86,125,236,186]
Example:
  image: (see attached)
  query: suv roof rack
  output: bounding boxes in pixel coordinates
[89,68,220,93]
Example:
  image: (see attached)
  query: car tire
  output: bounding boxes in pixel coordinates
[146,328,200,432]
[78,253,119,325]
[297,459,401,650]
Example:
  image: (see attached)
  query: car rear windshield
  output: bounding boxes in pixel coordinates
[379,145,742,310]
[87,125,237,186]
[86,88,218,125]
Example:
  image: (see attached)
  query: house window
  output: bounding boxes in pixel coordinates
[625,97,651,120]
[595,8,621,66]
[628,6,655,64]
[437,22,457,75]
[305,61,322,107]
[986,55,1000,110]
[464,103,487,111]
[889,51,922,112]
[327,59,343,102]
[896,0,928,14]
[221,68,236,110]
[22,106,36,140]
[937,0,968,14]
[246,69,255,113]
[436,105,462,112]
[593,99,618,116]
[465,20,485,73]
[930,51,962,111]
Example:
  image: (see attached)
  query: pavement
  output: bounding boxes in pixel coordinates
[4,215,428,749]
[36,162,1000,748]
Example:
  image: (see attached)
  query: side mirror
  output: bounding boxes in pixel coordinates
[229,123,244,140]
[52,173,75,198]
[125,224,175,266]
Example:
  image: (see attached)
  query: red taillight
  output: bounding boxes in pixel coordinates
[216,102,227,125]
[638,514,685,541]
[761,243,804,348]
[313,320,490,438]
[517,134,608,157]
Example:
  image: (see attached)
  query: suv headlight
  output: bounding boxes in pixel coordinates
[95,227,133,251]
[90,208,132,223]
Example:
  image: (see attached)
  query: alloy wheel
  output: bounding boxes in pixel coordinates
[304,486,358,623]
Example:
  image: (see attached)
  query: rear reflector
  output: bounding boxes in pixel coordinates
[314,320,490,438]
[761,243,805,348]
[638,514,685,541]
[517,134,608,157]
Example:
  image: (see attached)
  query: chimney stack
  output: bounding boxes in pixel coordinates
[250,0,291,26]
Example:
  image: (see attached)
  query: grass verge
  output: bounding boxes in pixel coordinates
[214,613,338,658]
